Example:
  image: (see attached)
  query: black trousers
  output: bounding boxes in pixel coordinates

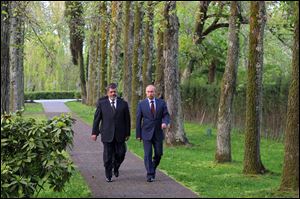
[103,138,127,178]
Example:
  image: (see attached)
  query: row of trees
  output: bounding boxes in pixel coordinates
[1,1,298,192]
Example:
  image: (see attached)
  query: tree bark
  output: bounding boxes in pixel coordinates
[110,1,123,84]
[280,1,299,192]
[142,1,154,97]
[164,1,190,146]
[154,27,165,99]
[10,1,25,112]
[122,1,134,107]
[215,1,241,163]
[243,1,266,174]
[208,58,217,84]
[1,1,11,114]
[65,1,87,103]
[100,1,108,96]
[87,14,97,106]
[131,2,144,128]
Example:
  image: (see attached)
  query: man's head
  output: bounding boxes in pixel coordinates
[146,85,156,100]
[107,83,117,100]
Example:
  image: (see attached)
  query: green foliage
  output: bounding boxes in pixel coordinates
[37,170,91,198]
[1,111,76,198]
[181,78,289,139]
[25,91,81,100]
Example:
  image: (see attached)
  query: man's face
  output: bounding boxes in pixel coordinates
[146,86,155,100]
[108,88,117,100]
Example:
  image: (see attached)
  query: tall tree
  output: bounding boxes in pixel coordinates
[1,1,11,114]
[154,27,165,99]
[164,1,189,146]
[65,1,87,103]
[122,1,134,107]
[86,6,98,106]
[182,1,230,82]
[243,1,267,174]
[280,1,299,192]
[99,1,108,96]
[215,1,241,163]
[131,1,144,128]
[109,1,123,84]
[142,1,154,97]
[10,1,25,112]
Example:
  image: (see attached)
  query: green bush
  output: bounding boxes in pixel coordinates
[25,91,81,100]
[1,111,76,198]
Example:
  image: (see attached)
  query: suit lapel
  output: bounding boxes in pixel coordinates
[143,99,151,117]
[115,98,121,113]
[154,99,160,118]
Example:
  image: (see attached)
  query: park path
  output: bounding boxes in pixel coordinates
[39,100,199,198]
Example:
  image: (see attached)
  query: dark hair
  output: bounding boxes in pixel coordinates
[106,83,117,91]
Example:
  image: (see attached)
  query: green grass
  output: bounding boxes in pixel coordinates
[23,102,47,120]
[65,101,297,198]
[23,103,92,198]
[36,169,91,198]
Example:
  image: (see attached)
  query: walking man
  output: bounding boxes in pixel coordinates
[92,83,131,182]
[136,84,170,182]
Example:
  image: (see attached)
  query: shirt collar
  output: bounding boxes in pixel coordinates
[148,98,156,103]
[109,97,117,104]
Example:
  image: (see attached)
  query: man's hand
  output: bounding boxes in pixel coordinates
[136,137,142,142]
[91,134,97,141]
[125,136,130,141]
[161,123,167,129]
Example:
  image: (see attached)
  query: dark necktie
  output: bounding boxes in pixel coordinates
[111,100,116,113]
[150,100,155,117]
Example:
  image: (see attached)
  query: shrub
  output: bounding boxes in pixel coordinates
[1,111,76,198]
[24,91,81,100]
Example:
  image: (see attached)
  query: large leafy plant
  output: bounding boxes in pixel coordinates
[1,111,75,198]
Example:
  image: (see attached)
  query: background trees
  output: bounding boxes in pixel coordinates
[1,0,298,195]
[280,1,299,192]
[1,1,11,114]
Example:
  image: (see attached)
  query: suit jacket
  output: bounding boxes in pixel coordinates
[92,96,131,143]
[136,98,170,141]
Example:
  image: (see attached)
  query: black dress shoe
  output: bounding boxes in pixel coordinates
[114,170,119,178]
[106,177,112,182]
[147,177,154,182]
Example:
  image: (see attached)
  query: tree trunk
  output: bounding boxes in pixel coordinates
[131,1,144,129]
[1,1,11,114]
[215,1,241,163]
[87,16,97,106]
[154,27,165,99]
[65,1,87,103]
[164,1,190,146]
[122,1,134,107]
[110,1,122,84]
[100,1,108,96]
[193,1,210,45]
[208,58,217,84]
[142,1,154,97]
[280,1,299,192]
[243,1,266,174]
[10,1,25,112]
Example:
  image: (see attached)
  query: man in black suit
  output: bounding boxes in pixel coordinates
[136,85,170,182]
[91,83,131,182]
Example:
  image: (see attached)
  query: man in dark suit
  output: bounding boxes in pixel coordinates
[91,83,131,182]
[136,85,170,182]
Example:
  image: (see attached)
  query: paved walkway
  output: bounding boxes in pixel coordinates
[40,100,199,198]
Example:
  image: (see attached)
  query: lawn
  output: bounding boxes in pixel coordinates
[65,101,297,198]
